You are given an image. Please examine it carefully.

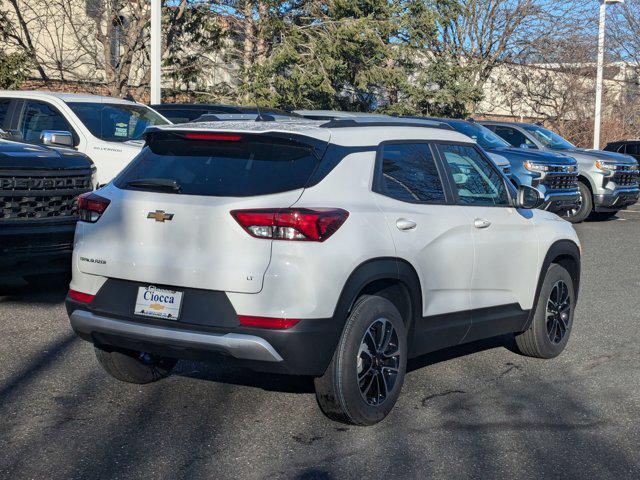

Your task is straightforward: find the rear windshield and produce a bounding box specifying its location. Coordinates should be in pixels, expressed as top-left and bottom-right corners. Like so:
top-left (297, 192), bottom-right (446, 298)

top-left (114, 132), bottom-right (325, 197)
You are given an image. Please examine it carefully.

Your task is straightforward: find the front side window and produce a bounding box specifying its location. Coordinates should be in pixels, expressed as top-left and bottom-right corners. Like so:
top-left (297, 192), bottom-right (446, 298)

top-left (156, 108), bottom-right (208, 124)
top-left (448, 120), bottom-right (510, 150)
top-left (440, 144), bottom-right (510, 207)
top-left (626, 143), bottom-right (640, 156)
top-left (494, 126), bottom-right (536, 149)
top-left (20, 101), bottom-right (73, 144)
top-left (521, 124), bottom-right (575, 150)
top-left (377, 143), bottom-right (446, 204)
top-left (67, 102), bottom-right (168, 142)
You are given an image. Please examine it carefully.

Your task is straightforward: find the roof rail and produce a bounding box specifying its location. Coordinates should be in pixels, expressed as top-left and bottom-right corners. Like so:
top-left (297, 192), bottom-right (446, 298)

top-left (318, 118), bottom-right (454, 131)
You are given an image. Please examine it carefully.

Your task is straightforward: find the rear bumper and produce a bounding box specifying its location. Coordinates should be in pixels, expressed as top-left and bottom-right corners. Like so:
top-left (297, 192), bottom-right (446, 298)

top-left (594, 188), bottom-right (639, 212)
top-left (0, 220), bottom-right (76, 277)
top-left (66, 279), bottom-right (343, 376)
top-left (70, 310), bottom-right (284, 362)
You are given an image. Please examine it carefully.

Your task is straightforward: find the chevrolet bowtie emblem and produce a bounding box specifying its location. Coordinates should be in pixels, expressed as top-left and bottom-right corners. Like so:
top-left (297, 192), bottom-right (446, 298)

top-left (147, 210), bottom-right (174, 222)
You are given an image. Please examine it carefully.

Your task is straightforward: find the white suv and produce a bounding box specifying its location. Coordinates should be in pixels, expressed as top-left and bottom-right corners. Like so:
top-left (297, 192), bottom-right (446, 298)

top-left (65, 119), bottom-right (581, 425)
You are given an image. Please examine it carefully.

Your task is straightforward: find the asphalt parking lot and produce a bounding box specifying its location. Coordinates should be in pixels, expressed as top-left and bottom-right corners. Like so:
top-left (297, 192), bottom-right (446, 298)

top-left (1, 206), bottom-right (639, 480)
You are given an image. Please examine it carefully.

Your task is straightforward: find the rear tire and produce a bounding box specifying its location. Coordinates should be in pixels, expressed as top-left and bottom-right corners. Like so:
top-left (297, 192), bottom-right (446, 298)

top-left (94, 345), bottom-right (177, 384)
top-left (564, 181), bottom-right (592, 223)
top-left (314, 295), bottom-right (407, 426)
top-left (515, 264), bottom-right (575, 359)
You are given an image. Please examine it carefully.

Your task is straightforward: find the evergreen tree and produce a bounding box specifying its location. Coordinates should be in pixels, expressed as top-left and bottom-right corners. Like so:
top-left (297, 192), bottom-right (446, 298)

top-left (244, 0), bottom-right (482, 116)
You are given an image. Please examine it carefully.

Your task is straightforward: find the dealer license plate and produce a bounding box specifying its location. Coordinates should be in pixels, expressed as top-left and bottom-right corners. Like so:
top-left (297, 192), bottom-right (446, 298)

top-left (134, 286), bottom-right (183, 320)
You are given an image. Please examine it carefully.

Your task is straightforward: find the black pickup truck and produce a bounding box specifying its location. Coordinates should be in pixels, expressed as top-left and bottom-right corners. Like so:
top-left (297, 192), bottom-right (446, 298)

top-left (0, 139), bottom-right (94, 282)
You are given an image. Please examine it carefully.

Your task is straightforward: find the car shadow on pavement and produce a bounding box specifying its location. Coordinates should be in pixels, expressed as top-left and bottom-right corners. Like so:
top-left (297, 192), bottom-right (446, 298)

top-left (172, 335), bottom-right (516, 395)
top-left (0, 274), bottom-right (69, 304)
top-left (173, 358), bottom-right (317, 394)
top-left (1, 329), bottom-right (637, 479)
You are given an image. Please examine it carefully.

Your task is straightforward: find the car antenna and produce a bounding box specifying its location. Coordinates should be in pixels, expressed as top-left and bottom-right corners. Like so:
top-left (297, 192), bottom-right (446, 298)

top-left (255, 100), bottom-right (266, 122)
top-left (253, 97), bottom-right (275, 122)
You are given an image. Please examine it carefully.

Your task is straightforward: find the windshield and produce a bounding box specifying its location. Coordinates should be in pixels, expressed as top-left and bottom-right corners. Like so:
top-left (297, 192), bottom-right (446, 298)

top-left (522, 124), bottom-right (575, 149)
top-left (67, 102), bottom-right (168, 142)
top-left (447, 120), bottom-right (510, 149)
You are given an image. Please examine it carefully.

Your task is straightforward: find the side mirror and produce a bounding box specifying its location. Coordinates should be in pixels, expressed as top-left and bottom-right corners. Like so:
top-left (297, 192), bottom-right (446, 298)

top-left (516, 185), bottom-right (544, 209)
top-left (40, 130), bottom-right (74, 148)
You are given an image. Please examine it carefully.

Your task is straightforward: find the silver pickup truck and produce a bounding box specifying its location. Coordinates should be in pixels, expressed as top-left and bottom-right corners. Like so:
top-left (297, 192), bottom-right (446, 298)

top-left (481, 121), bottom-right (639, 222)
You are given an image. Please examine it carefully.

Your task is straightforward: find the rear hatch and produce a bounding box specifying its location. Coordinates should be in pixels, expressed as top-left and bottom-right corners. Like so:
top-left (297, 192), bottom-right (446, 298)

top-left (79, 127), bottom-right (330, 294)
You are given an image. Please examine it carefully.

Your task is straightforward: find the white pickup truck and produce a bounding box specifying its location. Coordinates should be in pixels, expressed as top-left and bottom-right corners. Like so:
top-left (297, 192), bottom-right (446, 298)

top-left (0, 91), bottom-right (170, 185)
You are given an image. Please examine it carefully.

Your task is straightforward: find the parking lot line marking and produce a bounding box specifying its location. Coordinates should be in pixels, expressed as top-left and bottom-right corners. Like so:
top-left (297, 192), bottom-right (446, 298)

top-left (619, 210), bottom-right (640, 214)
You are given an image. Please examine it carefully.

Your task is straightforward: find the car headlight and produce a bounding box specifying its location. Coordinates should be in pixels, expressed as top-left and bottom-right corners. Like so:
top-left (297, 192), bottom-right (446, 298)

top-left (524, 161), bottom-right (550, 173)
top-left (595, 160), bottom-right (612, 172)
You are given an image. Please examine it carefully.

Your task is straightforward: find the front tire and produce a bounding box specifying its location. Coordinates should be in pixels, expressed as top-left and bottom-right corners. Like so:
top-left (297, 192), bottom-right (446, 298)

top-left (314, 295), bottom-right (408, 425)
top-left (564, 181), bottom-right (592, 223)
top-left (515, 264), bottom-right (575, 359)
top-left (94, 345), bottom-right (177, 384)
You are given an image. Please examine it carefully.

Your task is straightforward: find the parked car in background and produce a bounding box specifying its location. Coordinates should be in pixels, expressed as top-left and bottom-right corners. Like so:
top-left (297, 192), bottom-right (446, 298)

top-left (65, 118), bottom-right (581, 425)
top-left (429, 118), bottom-right (581, 220)
top-left (294, 110), bottom-right (392, 120)
top-left (482, 121), bottom-right (639, 222)
top-left (0, 92), bottom-right (170, 185)
top-left (293, 110), bottom-right (513, 176)
top-left (151, 103), bottom-right (299, 123)
top-left (604, 140), bottom-right (640, 163)
top-left (0, 139), bottom-right (94, 283)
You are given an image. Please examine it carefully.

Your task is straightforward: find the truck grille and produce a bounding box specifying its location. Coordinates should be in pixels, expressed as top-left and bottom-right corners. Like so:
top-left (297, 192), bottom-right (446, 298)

top-left (543, 174), bottom-right (578, 190)
top-left (612, 171), bottom-right (638, 187)
top-left (0, 175), bottom-right (91, 191)
top-left (1, 194), bottom-right (79, 220)
top-left (0, 172), bottom-right (92, 221)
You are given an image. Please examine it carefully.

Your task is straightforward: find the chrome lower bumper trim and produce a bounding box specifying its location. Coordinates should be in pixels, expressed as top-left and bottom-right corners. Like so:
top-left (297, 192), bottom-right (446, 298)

top-left (69, 310), bottom-right (283, 362)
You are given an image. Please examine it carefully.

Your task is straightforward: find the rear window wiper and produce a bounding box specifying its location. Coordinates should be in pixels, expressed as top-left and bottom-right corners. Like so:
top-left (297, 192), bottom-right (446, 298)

top-left (126, 178), bottom-right (182, 193)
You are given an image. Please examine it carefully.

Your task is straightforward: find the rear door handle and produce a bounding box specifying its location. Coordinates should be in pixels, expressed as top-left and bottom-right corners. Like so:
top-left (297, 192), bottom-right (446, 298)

top-left (396, 218), bottom-right (417, 231)
top-left (474, 218), bottom-right (492, 229)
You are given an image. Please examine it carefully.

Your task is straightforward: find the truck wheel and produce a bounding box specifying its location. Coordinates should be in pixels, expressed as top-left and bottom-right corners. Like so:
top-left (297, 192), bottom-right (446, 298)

top-left (314, 295), bottom-right (407, 426)
top-left (515, 264), bottom-right (575, 359)
top-left (564, 181), bottom-right (592, 223)
top-left (94, 345), bottom-right (177, 384)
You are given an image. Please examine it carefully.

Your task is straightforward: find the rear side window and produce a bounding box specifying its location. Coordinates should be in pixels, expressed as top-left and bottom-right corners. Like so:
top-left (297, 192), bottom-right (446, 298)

top-left (115, 132), bottom-right (324, 197)
top-left (0, 99), bottom-right (10, 128)
top-left (376, 143), bottom-right (446, 204)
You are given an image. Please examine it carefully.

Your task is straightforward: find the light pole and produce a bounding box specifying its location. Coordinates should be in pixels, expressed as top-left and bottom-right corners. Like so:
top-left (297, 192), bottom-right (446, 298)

top-left (593, 0), bottom-right (624, 150)
top-left (150, 0), bottom-right (162, 105)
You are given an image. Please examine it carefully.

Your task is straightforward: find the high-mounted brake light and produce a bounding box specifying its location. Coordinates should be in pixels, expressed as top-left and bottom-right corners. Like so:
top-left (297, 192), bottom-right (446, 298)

top-left (231, 208), bottom-right (349, 242)
top-left (77, 192), bottom-right (110, 223)
top-left (68, 289), bottom-right (94, 303)
top-left (238, 315), bottom-right (300, 329)
top-left (184, 132), bottom-right (242, 141)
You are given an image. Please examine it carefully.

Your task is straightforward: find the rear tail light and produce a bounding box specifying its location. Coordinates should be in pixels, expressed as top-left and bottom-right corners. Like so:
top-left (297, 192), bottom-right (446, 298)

top-left (68, 289), bottom-right (94, 303)
top-left (231, 208), bottom-right (349, 242)
top-left (77, 192), bottom-right (110, 223)
top-left (238, 315), bottom-right (300, 329)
